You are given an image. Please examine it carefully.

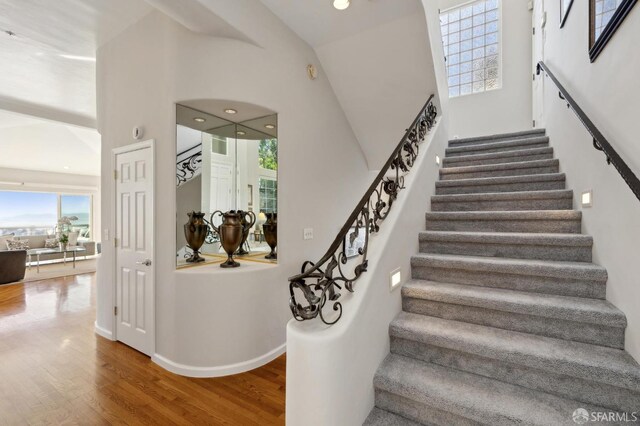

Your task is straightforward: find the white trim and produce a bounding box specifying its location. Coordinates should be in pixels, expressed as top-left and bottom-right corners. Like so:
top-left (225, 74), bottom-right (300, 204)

top-left (94, 321), bottom-right (115, 340)
top-left (151, 343), bottom-right (286, 378)
top-left (111, 139), bottom-right (156, 356)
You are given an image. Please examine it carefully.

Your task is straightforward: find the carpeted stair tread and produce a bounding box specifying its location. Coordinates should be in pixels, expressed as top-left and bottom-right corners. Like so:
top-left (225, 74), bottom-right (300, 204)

top-left (448, 129), bottom-right (546, 147)
top-left (402, 280), bottom-right (625, 327)
top-left (440, 158), bottom-right (559, 177)
top-left (411, 253), bottom-right (607, 281)
top-left (363, 407), bottom-right (422, 426)
top-left (374, 353), bottom-right (605, 426)
top-left (390, 313), bottom-right (640, 392)
top-left (435, 173), bottom-right (565, 190)
top-left (442, 146), bottom-right (554, 167)
top-left (445, 136), bottom-right (549, 157)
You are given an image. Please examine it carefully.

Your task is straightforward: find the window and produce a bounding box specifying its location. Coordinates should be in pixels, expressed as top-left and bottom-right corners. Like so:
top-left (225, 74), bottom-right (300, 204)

top-left (440, 0), bottom-right (501, 98)
top-left (61, 194), bottom-right (92, 238)
top-left (259, 178), bottom-right (277, 213)
top-left (258, 139), bottom-right (278, 171)
top-left (0, 191), bottom-right (57, 236)
top-left (0, 191), bottom-right (93, 237)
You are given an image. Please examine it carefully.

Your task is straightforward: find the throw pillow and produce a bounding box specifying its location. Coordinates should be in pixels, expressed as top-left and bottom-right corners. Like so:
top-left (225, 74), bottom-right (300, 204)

top-left (6, 239), bottom-right (29, 250)
top-left (68, 231), bottom-right (79, 246)
top-left (45, 238), bottom-right (59, 249)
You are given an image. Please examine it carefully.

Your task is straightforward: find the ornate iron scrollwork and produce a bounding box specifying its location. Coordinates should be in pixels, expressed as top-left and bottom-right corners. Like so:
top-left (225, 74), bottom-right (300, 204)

top-left (288, 96), bottom-right (438, 325)
top-left (177, 145), bottom-right (203, 186)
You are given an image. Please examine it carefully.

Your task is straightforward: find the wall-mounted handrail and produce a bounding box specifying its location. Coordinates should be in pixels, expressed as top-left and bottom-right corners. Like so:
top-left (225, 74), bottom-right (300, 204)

top-left (536, 61), bottom-right (640, 202)
top-left (288, 95), bottom-right (438, 325)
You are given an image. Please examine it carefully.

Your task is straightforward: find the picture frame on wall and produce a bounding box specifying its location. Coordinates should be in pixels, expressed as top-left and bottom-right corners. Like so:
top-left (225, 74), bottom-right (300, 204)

top-left (343, 226), bottom-right (366, 259)
top-left (560, 0), bottom-right (574, 28)
top-left (589, 0), bottom-right (638, 62)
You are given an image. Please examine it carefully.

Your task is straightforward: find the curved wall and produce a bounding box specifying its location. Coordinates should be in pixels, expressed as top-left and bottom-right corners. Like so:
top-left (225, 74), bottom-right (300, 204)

top-left (95, 9), bottom-right (371, 374)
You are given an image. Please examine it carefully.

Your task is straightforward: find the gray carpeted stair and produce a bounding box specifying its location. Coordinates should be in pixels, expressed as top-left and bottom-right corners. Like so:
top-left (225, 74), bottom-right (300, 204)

top-left (365, 129), bottom-right (640, 425)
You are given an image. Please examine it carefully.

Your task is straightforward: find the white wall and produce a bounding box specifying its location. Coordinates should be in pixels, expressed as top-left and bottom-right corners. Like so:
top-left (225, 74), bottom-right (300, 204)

top-left (534, 1), bottom-right (640, 361)
top-left (315, 9), bottom-right (439, 170)
top-left (96, 8), bottom-right (371, 374)
top-left (286, 119), bottom-right (448, 426)
top-left (439, 0), bottom-right (533, 138)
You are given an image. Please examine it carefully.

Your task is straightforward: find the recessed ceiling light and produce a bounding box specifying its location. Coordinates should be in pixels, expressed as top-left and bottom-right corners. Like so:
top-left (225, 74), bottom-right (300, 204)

top-left (236, 131), bottom-right (246, 136)
top-left (63, 166), bottom-right (70, 170)
top-left (59, 54), bottom-right (96, 62)
top-left (224, 108), bottom-right (237, 114)
top-left (333, 0), bottom-right (350, 10)
top-left (193, 117), bottom-right (206, 123)
top-left (264, 124), bottom-right (276, 129)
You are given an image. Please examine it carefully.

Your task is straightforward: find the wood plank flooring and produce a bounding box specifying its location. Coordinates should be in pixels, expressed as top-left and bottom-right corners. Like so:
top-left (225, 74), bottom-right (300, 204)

top-left (0, 273), bottom-right (286, 425)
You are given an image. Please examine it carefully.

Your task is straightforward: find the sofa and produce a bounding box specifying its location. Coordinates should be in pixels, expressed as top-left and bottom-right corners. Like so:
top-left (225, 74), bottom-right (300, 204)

top-left (1, 233), bottom-right (97, 263)
top-left (0, 250), bottom-right (27, 284)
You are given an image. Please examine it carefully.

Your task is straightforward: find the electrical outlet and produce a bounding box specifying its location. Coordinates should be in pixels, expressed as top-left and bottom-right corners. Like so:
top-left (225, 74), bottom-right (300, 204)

top-left (303, 228), bottom-right (313, 240)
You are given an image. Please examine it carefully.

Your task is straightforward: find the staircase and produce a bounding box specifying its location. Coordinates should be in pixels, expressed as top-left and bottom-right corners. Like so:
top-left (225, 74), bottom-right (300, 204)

top-left (364, 129), bottom-right (640, 425)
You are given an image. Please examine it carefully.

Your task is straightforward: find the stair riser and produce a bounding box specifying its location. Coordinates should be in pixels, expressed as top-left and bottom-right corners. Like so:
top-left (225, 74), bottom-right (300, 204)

top-left (411, 265), bottom-right (606, 299)
top-left (440, 164), bottom-right (559, 180)
top-left (391, 337), bottom-right (638, 413)
top-left (419, 240), bottom-right (591, 262)
top-left (443, 152), bottom-right (554, 168)
top-left (435, 179), bottom-right (565, 195)
top-left (431, 197), bottom-right (573, 212)
top-left (375, 390), bottom-right (481, 426)
top-left (446, 141), bottom-right (549, 157)
top-left (425, 218), bottom-right (582, 234)
top-left (402, 298), bottom-right (623, 348)
top-left (448, 130), bottom-right (546, 148)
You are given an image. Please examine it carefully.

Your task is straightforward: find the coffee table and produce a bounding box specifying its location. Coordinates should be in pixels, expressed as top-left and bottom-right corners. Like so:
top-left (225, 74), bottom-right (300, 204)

top-left (27, 247), bottom-right (87, 273)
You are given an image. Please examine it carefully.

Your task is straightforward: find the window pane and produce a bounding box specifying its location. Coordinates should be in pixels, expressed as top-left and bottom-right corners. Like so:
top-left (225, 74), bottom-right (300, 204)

top-left (440, 0), bottom-right (501, 98)
top-left (0, 191), bottom-right (57, 236)
top-left (61, 195), bottom-right (91, 237)
top-left (259, 178), bottom-right (277, 214)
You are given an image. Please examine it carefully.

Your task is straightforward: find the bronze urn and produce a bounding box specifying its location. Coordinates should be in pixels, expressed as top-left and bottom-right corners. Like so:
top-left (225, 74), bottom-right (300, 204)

top-left (235, 210), bottom-right (256, 256)
top-left (210, 210), bottom-right (244, 268)
top-left (184, 211), bottom-right (208, 263)
top-left (262, 213), bottom-right (277, 260)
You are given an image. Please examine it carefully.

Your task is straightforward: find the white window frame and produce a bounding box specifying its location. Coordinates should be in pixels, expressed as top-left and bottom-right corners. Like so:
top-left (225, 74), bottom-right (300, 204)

top-left (440, 0), bottom-right (503, 98)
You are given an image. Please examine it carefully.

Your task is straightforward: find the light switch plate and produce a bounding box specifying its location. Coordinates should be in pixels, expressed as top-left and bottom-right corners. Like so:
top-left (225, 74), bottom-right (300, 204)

top-left (303, 228), bottom-right (313, 240)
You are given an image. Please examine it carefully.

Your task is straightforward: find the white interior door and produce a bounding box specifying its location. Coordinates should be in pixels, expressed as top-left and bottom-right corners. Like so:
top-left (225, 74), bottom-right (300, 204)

top-left (210, 162), bottom-right (233, 213)
top-left (532, 0), bottom-right (546, 128)
top-left (114, 142), bottom-right (154, 356)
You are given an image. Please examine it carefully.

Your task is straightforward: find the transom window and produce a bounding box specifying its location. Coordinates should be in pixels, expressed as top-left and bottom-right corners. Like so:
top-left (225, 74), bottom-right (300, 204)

top-left (440, 0), bottom-right (501, 98)
top-left (593, 0), bottom-right (622, 40)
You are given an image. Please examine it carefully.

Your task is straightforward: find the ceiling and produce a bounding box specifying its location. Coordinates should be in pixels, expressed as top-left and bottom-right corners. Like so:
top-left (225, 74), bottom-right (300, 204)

top-left (0, 110), bottom-right (101, 176)
top-left (0, 0), bottom-right (152, 124)
top-left (259, 0), bottom-right (421, 47)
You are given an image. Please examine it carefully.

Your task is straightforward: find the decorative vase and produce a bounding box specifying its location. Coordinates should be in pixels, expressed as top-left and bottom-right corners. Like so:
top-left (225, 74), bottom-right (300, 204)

top-left (184, 211), bottom-right (208, 263)
top-left (262, 213), bottom-right (277, 260)
top-left (59, 242), bottom-right (68, 251)
top-left (235, 210), bottom-right (256, 256)
top-left (210, 210), bottom-right (244, 268)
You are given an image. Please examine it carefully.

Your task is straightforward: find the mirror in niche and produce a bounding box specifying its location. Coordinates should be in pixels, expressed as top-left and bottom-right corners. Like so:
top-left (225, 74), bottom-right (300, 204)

top-left (589, 0), bottom-right (637, 62)
top-left (176, 103), bottom-right (278, 269)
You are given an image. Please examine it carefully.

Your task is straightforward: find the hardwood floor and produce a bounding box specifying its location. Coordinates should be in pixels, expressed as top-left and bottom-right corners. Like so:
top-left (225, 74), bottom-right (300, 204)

top-left (0, 274), bottom-right (286, 425)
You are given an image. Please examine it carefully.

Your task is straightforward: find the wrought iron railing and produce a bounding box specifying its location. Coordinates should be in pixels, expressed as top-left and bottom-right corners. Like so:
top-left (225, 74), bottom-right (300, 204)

top-left (536, 61), bottom-right (640, 202)
top-left (177, 144), bottom-right (202, 186)
top-left (288, 95), bottom-right (438, 325)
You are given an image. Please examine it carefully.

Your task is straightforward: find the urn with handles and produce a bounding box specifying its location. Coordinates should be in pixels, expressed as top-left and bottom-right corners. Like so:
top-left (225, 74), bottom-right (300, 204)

top-left (262, 213), bottom-right (277, 260)
top-left (210, 210), bottom-right (245, 268)
top-left (184, 211), bottom-right (208, 263)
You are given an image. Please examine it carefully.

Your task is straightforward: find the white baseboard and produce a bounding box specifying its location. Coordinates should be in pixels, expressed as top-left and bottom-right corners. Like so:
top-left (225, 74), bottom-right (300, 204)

top-left (94, 321), bottom-right (114, 340)
top-left (152, 343), bottom-right (286, 378)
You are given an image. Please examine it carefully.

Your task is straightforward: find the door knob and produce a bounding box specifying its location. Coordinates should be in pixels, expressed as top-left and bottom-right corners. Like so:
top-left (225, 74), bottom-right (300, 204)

top-left (136, 259), bottom-right (152, 266)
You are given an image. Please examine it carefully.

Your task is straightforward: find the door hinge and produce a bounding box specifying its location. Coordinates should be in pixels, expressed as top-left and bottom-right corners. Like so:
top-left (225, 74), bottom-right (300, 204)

top-left (113, 170), bottom-right (118, 180)
top-left (533, 120), bottom-right (536, 127)
top-left (114, 306), bottom-right (118, 316)
top-left (532, 27), bottom-right (535, 35)
top-left (113, 237), bottom-right (118, 248)
top-left (533, 73), bottom-right (535, 81)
